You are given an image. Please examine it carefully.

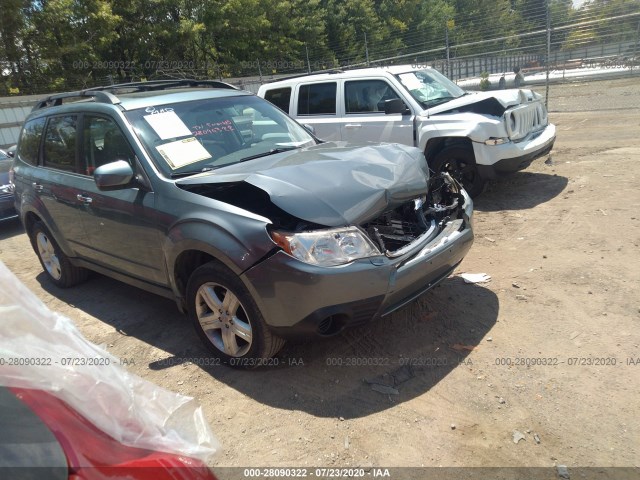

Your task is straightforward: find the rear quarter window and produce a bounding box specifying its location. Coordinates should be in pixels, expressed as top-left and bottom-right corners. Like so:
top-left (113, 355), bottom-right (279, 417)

top-left (264, 87), bottom-right (292, 113)
top-left (298, 83), bottom-right (337, 115)
top-left (16, 117), bottom-right (46, 165)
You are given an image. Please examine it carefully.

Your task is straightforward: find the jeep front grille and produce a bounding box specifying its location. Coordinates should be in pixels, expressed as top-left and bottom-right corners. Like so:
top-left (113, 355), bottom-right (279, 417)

top-left (505, 102), bottom-right (548, 141)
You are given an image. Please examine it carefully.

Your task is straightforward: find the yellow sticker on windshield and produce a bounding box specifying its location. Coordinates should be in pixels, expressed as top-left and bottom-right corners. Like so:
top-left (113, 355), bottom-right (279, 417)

top-left (156, 137), bottom-right (211, 170)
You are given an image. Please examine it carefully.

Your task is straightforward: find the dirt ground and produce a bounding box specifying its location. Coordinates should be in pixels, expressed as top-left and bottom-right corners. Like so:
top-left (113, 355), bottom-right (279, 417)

top-left (1, 78), bottom-right (639, 478)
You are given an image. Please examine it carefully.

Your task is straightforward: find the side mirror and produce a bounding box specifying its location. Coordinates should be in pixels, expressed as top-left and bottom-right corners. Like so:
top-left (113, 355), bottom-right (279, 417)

top-left (384, 98), bottom-right (410, 115)
top-left (302, 124), bottom-right (316, 135)
top-left (94, 160), bottom-right (134, 190)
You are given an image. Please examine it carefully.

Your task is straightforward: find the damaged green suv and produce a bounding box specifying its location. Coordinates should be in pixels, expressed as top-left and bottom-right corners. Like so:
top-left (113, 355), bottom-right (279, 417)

top-left (13, 80), bottom-right (474, 365)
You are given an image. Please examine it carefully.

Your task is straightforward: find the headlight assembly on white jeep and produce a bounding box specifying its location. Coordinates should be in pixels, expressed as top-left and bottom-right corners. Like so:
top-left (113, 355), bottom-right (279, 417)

top-left (270, 227), bottom-right (381, 267)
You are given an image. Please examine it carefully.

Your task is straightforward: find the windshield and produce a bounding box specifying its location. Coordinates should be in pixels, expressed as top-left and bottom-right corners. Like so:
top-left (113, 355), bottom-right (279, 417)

top-left (396, 69), bottom-right (466, 109)
top-left (125, 95), bottom-right (316, 177)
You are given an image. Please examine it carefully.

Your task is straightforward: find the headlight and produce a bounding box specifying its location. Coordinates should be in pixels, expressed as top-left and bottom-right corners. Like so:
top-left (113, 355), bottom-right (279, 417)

top-left (270, 226), bottom-right (380, 267)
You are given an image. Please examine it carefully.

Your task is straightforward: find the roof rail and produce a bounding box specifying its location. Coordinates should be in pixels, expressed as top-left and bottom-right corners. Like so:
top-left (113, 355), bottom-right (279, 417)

top-left (85, 79), bottom-right (239, 93)
top-left (260, 69), bottom-right (344, 84)
top-left (32, 91), bottom-right (120, 111)
top-left (32, 79), bottom-right (239, 111)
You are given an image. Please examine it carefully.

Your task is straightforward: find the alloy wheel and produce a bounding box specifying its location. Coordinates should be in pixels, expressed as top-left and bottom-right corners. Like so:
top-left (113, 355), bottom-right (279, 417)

top-left (36, 231), bottom-right (62, 280)
top-left (195, 282), bottom-right (253, 357)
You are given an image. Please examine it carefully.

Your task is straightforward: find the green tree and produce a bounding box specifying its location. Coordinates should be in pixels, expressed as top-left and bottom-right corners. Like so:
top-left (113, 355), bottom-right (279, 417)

top-left (0, 0), bottom-right (28, 93)
top-left (563, 0), bottom-right (640, 50)
top-left (27, 0), bottom-right (120, 89)
top-left (321, 0), bottom-right (391, 65)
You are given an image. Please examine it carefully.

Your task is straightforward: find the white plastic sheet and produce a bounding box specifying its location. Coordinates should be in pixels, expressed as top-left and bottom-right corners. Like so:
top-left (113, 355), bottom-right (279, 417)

top-left (459, 272), bottom-right (492, 284)
top-left (0, 261), bottom-right (219, 463)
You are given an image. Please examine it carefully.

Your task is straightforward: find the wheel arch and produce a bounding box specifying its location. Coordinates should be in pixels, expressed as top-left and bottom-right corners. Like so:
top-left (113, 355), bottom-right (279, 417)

top-left (22, 210), bottom-right (75, 258)
top-left (424, 137), bottom-right (474, 166)
top-left (23, 210), bottom-right (41, 236)
top-left (173, 248), bottom-right (225, 303)
top-left (166, 220), bottom-right (273, 308)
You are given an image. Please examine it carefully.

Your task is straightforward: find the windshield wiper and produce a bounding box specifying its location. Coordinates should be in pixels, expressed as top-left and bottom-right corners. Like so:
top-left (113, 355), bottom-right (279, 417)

top-left (237, 146), bottom-right (300, 163)
top-left (169, 166), bottom-right (220, 178)
top-left (169, 146), bottom-right (302, 178)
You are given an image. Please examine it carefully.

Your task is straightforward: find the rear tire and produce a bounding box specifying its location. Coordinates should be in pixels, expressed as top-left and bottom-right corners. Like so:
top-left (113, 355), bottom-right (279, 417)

top-left (431, 146), bottom-right (486, 198)
top-left (186, 261), bottom-right (285, 367)
top-left (29, 221), bottom-right (89, 287)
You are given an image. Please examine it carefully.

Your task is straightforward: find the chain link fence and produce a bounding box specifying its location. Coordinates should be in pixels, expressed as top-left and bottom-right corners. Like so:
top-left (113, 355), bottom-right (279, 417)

top-left (2, 7), bottom-right (639, 146)
top-left (224, 9), bottom-right (640, 113)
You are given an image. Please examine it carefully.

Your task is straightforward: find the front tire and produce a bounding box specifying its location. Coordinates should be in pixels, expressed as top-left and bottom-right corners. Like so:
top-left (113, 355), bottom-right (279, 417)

top-left (431, 145), bottom-right (486, 198)
top-left (186, 262), bottom-right (285, 367)
top-left (29, 221), bottom-right (89, 287)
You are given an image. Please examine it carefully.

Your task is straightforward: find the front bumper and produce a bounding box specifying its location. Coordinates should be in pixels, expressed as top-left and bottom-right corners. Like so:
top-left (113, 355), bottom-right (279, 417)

top-left (241, 216), bottom-right (474, 339)
top-left (473, 123), bottom-right (556, 179)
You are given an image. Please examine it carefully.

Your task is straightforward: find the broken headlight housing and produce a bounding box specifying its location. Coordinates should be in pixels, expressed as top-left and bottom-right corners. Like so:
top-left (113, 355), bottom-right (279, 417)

top-left (271, 227), bottom-right (381, 267)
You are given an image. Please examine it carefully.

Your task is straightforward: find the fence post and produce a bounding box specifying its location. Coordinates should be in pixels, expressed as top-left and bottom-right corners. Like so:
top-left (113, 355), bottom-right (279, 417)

top-left (445, 19), bottom-right (452, 77)
top-left (364, 32), bottom-right (370, 66)
top-left (633, 20), bottom-right (640, 75)
top-left (305, 44), bottom-right (311, 73)
top-left (545, 0), bottom-right (551, 108)
top-left (256, 58), bottom-right (262, 83)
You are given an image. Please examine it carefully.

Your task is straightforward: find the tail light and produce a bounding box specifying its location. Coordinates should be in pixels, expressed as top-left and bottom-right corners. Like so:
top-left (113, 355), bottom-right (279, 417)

top-left (11, 388), bottom-right (218, 480)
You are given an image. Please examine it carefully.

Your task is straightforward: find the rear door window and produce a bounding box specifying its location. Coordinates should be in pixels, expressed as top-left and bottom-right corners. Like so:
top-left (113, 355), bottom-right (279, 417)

top-left (264, 87), bottom-right (292, 113)
top-left (297, 83), bottom-right (337, 115)
top-left (43, 116), bottom-right (78, 172)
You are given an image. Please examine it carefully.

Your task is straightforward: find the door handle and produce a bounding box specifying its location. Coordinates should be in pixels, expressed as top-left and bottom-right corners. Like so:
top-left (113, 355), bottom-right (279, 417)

top-left (345, 124), bottom-right (362, 129)
top-left (32, 182), bottom-right (43, 193)
top-left (76, 194), bottom-right (93, 204)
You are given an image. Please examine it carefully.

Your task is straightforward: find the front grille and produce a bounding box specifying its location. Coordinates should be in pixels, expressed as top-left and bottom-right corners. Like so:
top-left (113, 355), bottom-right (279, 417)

top-left (365, 216), bottom-right (428, 252)
top-left (505, 102), bottom-right (548, 141)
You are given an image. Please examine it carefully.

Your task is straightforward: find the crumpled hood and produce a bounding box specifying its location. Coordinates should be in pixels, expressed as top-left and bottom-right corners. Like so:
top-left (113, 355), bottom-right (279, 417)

top-left (427, 89), bottom-right (540, 116)
top-left (176, 142), bottom-right (429, 226)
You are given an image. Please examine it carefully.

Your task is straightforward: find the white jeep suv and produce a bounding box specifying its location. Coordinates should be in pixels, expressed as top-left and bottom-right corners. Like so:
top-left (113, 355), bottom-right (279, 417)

top-left (258, 65), bottom-right (556, 197)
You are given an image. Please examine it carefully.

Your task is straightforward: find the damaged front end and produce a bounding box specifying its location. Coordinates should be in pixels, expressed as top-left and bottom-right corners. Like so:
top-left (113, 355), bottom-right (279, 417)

top-left (266, 172), bottom-right (472, 270)
top-left (175, 143), bottom-right (474, 338)
top-left (177, 141), bottom-right (472, 277)
top-left (362, 172), bottom-right (469, 257)
top-left (238, 170), bottom-right (474, 337)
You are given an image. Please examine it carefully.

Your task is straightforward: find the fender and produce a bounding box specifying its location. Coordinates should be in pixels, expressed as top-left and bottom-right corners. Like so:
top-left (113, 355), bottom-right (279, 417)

top-left (416, 113), bottom-right (508, 153)
top-left (163, 216), bottom-right (274, 298)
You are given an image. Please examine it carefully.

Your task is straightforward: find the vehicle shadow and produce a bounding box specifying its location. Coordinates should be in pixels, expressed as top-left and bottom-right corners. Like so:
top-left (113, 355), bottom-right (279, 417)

top-left (0, 217), bottom-right (23, 240)
top-left (475, 171), bottom-right (568, 212)
top-left (37, 272), bottom-right (498, 419)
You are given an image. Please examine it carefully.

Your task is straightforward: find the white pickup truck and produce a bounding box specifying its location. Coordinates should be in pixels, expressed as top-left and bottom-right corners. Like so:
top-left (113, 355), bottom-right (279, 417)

top-left (257, 65), bottom-right (556, 197)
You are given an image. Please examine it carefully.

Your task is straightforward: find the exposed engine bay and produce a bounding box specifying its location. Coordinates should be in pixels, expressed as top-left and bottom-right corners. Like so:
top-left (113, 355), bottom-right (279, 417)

top-left (361, 173), bottom-right (466, 255)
